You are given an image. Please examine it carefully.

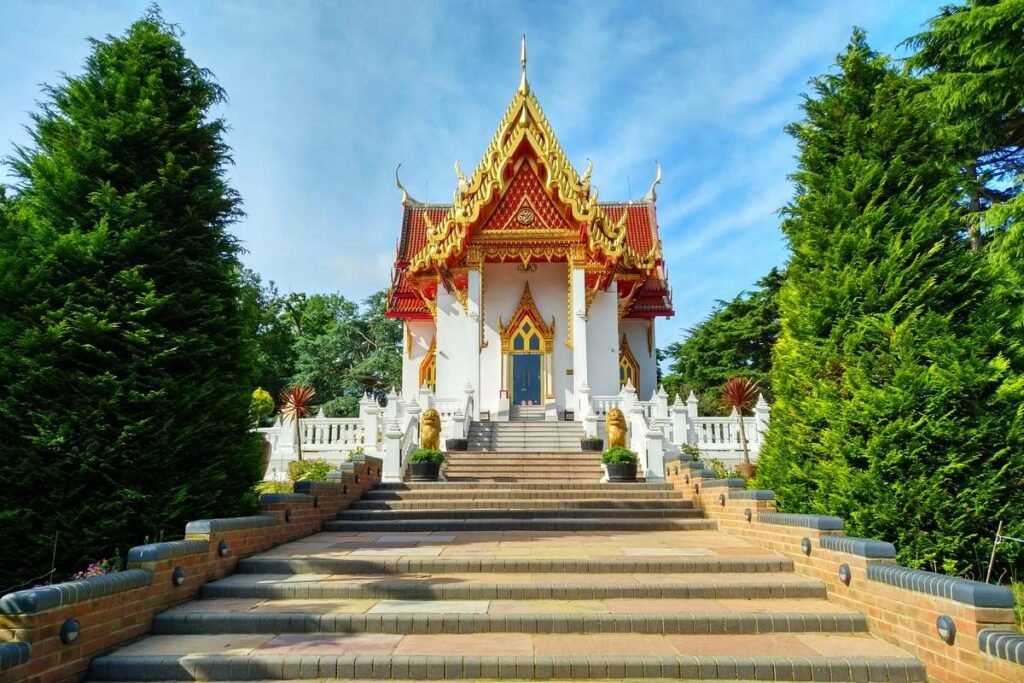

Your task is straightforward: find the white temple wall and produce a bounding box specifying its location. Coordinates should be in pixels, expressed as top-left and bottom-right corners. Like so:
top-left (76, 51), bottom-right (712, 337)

top-left (621, 319), bottom-right (657, 399)
top-left (480, 262), bottom-right (572, 416)
top-left (401, 321), bottom-right (434, 399)
top-left (586, 288), bottom-right (620, 397)
top-left (435, 285), bottom-right (477, 399)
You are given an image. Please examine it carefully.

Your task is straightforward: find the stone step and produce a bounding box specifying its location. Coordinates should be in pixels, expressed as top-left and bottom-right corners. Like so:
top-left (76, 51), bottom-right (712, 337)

top-left (442, 477), bottom-right (609, 483)
top-left (335, 509), bottom-right (705, 521)
top-left (234, 557), bottom-right (793, 575)
top-left (153, 609), bottom-right (868, 636)
top-left (446, 452), bottom-right (600, 458)
top-left (89, 638), bottom-right (924, 681)
top-left (377, 482), bottom-right (674, 490)
top-left (364, 488), bottom-right (682, 500)
top-left (323, 518), bottom-right (713, 533)
top-left (202, 572), bottom-right (827, 601)
top-left (351, 499), bottom-right (694, 510)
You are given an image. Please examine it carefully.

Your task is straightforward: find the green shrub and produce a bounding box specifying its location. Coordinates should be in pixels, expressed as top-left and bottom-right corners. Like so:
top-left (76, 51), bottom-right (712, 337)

top-left (250, 387), bottom-right (275, 427)
top-left (679, 443), bottom-right (701, 461)
top-left (255, 480), bottom-right (292, 495)
top-left (706, 458), bottom-right (729, 479)
top-left (601, 447), bottom-right (638, 465)
top-left (287, 459), bottom-right (333, 482)
top-left (408, 448), bottom-right (444, 465)
top-left (581, 436), bottom-right (603, 446)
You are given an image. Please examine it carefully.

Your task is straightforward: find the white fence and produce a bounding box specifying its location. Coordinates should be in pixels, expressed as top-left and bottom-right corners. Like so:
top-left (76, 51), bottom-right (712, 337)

top-left (258, 380), bottom-right (768, 482)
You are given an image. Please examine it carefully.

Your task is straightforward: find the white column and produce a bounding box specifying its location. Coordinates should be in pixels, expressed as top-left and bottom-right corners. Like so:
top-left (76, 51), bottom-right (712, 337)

top-left (671, 394), bottom-right (689, 446)
top-left (644, 424), bottom-right (665, 480)
top-left (655, 385), bottom-right (669, 420)
top-left (465, 269), bottom-right (482, 419)
top-left (753, 393), bottom-right (770, 456)
top-left (570, 266), bottom-right (589, 416)
top-left (686, 391), bottom-right (699, 420)
top-left (382, 419), bottom-right (404, 483)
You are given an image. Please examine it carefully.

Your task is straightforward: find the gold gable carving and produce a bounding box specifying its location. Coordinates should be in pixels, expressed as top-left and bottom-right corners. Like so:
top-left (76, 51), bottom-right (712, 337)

top-left (408, 86), bottom-right (648, 273)
top-left (498, 283), bottom-right (555, 354)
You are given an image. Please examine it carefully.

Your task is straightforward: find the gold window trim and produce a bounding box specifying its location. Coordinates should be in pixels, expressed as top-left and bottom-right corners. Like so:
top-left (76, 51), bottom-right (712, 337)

top-left (499, 283), bottom-right (555, 401)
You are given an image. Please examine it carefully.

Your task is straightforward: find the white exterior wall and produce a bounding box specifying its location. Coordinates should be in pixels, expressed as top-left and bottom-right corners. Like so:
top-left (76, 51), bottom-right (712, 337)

top-left (435, 282), bottom-right (481, 400)
top-left (621, 319), bottom-right (657, 400)
top-left (585, 288), bottom-right (620, 397)
top-left (401, 321), bottom-right (435, 399)
top-left (480, 262), bottom-right (572, 417)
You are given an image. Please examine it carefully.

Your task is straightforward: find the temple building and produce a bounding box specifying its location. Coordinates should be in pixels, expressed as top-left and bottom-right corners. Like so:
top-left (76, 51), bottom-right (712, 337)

top-left (386, 42), bottom-right (673, 421)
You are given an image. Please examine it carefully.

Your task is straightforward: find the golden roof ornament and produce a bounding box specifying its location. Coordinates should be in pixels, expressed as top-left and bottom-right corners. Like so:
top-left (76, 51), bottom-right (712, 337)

top-left (395, 163), bottom-right (419, 205)
top-left (519, 35), bottom-right (529, 95)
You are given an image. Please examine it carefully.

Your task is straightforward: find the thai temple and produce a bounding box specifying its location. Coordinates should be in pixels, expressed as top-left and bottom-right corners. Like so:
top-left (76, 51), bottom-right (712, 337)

top-left (386, 39), bottom-right (673, 422)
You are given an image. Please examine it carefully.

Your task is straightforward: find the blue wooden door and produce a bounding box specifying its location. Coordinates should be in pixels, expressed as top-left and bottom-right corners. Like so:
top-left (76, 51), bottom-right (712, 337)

top-left (512, 354), bottom-right (542, 405)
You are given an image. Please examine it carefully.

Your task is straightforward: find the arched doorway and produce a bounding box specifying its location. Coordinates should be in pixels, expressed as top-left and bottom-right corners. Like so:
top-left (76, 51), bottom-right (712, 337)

top-left (499, 283), bottom-right (554, 406)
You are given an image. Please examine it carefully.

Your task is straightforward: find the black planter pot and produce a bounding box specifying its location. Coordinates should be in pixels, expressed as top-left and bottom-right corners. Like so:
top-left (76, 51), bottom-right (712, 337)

top-left (605, 461), bottom-right (638, 482)
top-left (446, 438), bottom-right (469, 451)
top-left (408, 461), bottom-right (441, 481)
top-left (580, 439), bottom-right (604, 452)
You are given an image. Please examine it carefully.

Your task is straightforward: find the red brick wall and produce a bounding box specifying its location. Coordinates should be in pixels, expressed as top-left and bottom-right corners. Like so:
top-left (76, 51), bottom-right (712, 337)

top-left (0, 457), bottom-right (381, 683)
top-left (665, 460), bottom-right (1022, 683)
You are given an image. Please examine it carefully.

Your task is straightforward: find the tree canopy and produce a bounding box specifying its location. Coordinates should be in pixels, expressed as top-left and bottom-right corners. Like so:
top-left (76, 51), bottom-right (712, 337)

top-left (755, 30), bottom-right (1024, 575)
top-left (662, 268), bottom-right (782, 413)
top-left (0, 11), bottom-right (262, 587)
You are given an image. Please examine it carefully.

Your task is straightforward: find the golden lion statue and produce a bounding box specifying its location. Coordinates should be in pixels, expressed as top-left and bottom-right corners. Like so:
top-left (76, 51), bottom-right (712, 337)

top-left (420, 408), bottom-right (441, 450)
top-left (606, 408), bottom-right (627, 448)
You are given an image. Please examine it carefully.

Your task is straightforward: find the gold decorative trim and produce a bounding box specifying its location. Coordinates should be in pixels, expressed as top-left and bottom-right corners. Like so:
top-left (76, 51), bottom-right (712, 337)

top-left (565, 265), bottom-right (573, 350)
top-left (408, 82), bottom-right (651, 274)
top-left (498, 283), bottom-right (555, 354)
top-left (646, 320), bottom-right (653, 356)
top-left (419, 336), bottom-right (437, 390)
top-left (620, 333), bottom-right (640, 394)
top-left (479, 266), bottom-right (489, 349)
top-left (405, 323), bottom-right (412, 360)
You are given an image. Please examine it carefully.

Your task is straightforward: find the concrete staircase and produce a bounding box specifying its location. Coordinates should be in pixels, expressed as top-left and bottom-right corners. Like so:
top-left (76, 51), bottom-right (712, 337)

top-left (442, 451), bottom-right (603, 483)
top-left (88, 480), bottom-right (926, 681)
top-left (509, 405), bottom-right (546, 421)
top-left (467, 420), bottom-right (583, 452)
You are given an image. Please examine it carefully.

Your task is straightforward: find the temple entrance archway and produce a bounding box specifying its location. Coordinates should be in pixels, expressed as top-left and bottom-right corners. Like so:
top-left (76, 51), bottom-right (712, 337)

top-left (500, 283), bottom-right (555, 406)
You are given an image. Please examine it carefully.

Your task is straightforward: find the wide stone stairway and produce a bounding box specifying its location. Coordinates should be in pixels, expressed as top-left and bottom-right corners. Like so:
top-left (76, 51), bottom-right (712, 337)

top-left (87, 475), bottom-right (926, 681)
top-left (466, 420), bottom-right (584, 453)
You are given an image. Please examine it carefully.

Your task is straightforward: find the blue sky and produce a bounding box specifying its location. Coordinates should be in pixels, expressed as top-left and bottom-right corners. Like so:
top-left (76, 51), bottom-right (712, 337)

top-left (0, 0), bottom-right (943, 349)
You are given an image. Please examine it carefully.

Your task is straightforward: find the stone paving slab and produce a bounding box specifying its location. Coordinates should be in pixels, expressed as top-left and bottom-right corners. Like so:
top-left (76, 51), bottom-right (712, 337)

top-left (102, 632), bottom-right (914, 658)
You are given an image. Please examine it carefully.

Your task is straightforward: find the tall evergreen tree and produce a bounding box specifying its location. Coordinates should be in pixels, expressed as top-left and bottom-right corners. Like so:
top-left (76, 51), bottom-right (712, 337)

top-left (757, 31), bottom-right (1024, 575)
top-left (662, 268), bottom-right (783, 413)
top-left (0, 11), bottom-right (260, 587)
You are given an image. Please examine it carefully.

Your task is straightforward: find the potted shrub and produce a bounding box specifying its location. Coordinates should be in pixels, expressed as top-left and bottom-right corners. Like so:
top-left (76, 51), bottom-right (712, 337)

top-left (408, 447), bottom-right (444, 481)
top-left (580, 436), bottom-right (603, 452)
top-left (446, 438), bottom-right (469, 451)
top-left (602, 446), bottom-right (639, 482)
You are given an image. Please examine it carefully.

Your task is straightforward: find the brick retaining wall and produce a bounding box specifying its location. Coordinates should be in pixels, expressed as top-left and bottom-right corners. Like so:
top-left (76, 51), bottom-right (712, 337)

top-left (664, 455), bottom-right (1023, 683)
top-left (0, 456), bottom-right (382, 683)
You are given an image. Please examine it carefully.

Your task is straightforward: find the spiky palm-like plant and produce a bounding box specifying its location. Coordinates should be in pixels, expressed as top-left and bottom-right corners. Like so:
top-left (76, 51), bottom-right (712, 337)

top-left (720, 377), bottom-right (759, 465)
top-left (280, 386), bottom-right (316, 461)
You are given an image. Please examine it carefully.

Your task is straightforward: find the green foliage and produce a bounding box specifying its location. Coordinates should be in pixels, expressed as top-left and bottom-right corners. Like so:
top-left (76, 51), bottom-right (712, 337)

top-left (255, 480), bottom-right (292, 495)
top-left (238, 270), bottom-right (298, 401)
top-left (601, 447), bottom-right (638, 465)
top-left (757, 30), bottom-right (1024, 576)
top-left (679, 443), bottom-right (701, 461)
top-left (706, 458), bottom-right (729, 480)
top-left (250, 387), bottom-right (274, 426)
top-left (1014, 582), bottom-right (1023, 633)
top-left (0, 10), bottom-right (262, 588)
top-left (580, 436), bottom-right (603, 446)
top-left (906, 0), bottom-right (1024, 231)
top-left (408, 448), bottom-right (444, 465)
top-left (286, 459), bottom-right (333, 482)
top-left (662, 268), bottom-right (782, 413)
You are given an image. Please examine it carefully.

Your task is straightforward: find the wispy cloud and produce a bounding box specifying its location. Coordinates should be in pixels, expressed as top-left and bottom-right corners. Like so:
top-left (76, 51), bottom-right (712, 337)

top-left (0, 0), bottom-right (942, 344)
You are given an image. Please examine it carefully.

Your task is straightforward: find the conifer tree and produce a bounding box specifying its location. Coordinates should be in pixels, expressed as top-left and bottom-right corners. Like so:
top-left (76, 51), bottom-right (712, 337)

top-left (0, 10), bottom-right (260, 587)
top-left (756, 31), bottom-right (1024, 574)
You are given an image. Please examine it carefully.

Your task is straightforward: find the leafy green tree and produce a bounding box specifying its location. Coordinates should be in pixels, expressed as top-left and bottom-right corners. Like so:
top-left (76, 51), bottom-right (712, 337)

top-left (662, 268), bottom-right (782, 413)
top-left (291, 291), bottom-right (401, 416)
top-left (0, 11), bottom-right (261, 587)
top-left (906, 0), bottom-right (1024, 249)
top-left (238, 269), bottom-right (297, 400)
top-left (756, 31), bottom-right (1024, 575)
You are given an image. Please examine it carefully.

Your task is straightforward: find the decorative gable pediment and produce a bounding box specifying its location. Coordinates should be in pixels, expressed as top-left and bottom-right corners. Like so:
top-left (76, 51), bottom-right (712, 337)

top-left (480, 163), bottom-right (573, 233)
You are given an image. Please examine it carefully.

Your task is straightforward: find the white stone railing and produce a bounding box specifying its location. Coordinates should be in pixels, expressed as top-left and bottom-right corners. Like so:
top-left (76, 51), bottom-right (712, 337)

top-left (582, 381), bottom-right (771, 479)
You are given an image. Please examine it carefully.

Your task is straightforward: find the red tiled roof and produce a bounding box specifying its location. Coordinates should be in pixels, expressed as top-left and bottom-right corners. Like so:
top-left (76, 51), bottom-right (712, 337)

top-left (602, 202), bottom-right (659, 258)
top-left (396, 205), bottom-right (450, 266)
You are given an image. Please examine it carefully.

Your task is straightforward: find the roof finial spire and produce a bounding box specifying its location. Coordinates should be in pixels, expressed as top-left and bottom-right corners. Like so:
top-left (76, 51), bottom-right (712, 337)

top-left (518, 35), bottom-right (529, 94)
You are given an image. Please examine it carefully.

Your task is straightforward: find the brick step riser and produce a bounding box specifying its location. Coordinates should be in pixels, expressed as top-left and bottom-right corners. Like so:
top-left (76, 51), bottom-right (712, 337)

top-left (350, 500), bottom-right (694, 510)
top-left (364, 490), bottom-right (682, 501)
top-left (152, 611), bottom-right (867, 636)
top-left (202, 582), bottom-right (826, 601)
top-left (335, 509), bottom-right (705, 521)
top-left (88, 653), bottom-right (926, 682)
top-left (234, 557), bottom-right (792, 575)
top-left (378, 482), bottom-right (674, 490)
top-left (323, 519), bottom-right (717, 532)
top-left (442, 477), bottom-right (609, 483)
